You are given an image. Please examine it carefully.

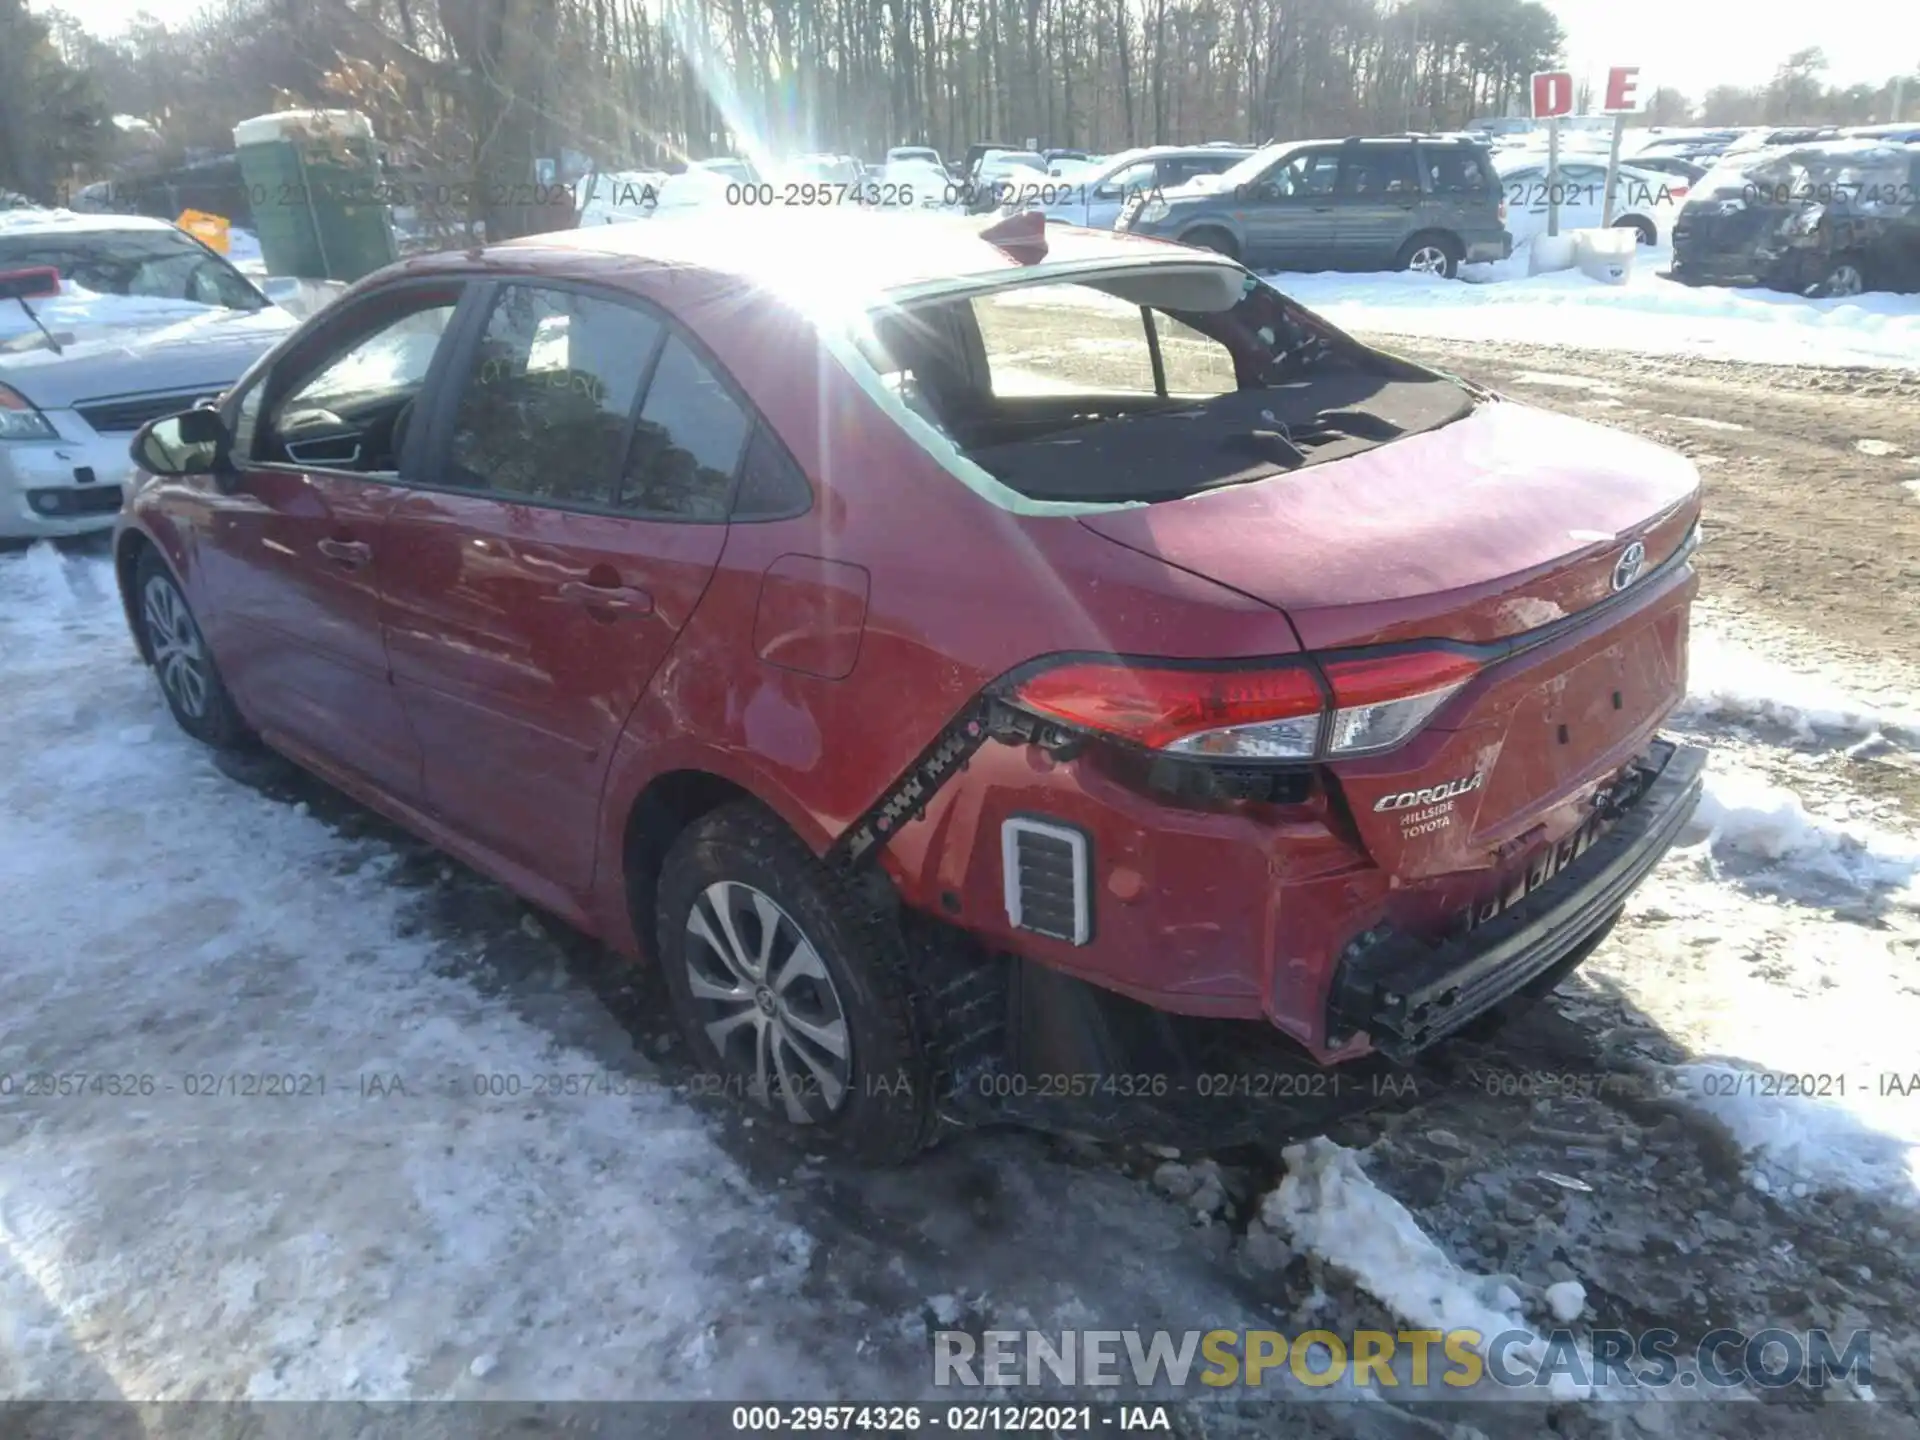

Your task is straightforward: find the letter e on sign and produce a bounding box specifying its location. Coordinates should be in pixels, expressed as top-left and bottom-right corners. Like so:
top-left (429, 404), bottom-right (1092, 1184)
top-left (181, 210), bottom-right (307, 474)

top-left (1604, 67), bottom-right (1641, 112)
top-left (1531, 71), bottom-right (1573, 119)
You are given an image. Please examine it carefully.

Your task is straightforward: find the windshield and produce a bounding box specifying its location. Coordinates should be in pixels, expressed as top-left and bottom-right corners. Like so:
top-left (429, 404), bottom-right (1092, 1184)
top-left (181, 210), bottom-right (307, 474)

top-left (992, 153), bottom-right (1047, 172)
top-left (0, 228), bottom-right (264, 312)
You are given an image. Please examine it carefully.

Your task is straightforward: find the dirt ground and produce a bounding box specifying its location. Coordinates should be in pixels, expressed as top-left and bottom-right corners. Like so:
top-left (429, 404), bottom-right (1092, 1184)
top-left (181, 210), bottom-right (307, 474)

top-left (1369, 339), bottom-right (1920, 673)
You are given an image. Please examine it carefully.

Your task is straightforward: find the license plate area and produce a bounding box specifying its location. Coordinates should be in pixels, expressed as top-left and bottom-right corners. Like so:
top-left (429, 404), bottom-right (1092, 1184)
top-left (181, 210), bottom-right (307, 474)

top-left (1460, 808), bottom-right (1612, 935)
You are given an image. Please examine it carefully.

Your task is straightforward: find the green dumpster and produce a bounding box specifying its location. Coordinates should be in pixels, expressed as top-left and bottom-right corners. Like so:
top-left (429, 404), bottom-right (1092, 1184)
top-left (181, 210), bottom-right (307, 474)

top-left (232, 109), bottom-right (398, 282)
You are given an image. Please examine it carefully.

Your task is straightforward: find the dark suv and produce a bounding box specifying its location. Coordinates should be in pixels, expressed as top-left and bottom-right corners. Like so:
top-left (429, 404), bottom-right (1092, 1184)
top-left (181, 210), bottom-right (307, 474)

top-left (1116, 136), bottom-right (1510, 277)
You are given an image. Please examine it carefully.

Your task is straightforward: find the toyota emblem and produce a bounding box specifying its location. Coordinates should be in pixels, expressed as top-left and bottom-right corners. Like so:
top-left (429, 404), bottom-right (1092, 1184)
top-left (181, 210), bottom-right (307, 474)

top-left (1611, 540), bottom-right (1646, 592)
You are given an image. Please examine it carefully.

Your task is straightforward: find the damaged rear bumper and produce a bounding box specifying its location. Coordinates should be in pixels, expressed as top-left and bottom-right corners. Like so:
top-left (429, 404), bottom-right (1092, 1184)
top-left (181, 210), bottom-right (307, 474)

top-left (1327, 738), bottom-right (1707, 1064)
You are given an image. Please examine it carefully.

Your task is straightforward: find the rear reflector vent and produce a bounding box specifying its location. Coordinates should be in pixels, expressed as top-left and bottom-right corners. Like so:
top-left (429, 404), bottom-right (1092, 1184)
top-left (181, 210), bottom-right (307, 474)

top-left (1001, 817), bottom-right (1091, 945)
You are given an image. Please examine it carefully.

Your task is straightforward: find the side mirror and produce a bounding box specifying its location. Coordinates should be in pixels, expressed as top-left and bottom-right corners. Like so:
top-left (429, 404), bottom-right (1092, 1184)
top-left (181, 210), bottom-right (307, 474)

top-left (0, 266), bottom-right (61, 302)
top-left (130, 407), bottom-right (228, 479)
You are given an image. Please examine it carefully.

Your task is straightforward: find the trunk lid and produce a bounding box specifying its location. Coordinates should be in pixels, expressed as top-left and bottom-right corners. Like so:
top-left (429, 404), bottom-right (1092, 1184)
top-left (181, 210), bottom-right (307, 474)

top-left (1077, 397), bottom-right (1701, 885)
top-left (1076, 398), bottom-right (1700, 651)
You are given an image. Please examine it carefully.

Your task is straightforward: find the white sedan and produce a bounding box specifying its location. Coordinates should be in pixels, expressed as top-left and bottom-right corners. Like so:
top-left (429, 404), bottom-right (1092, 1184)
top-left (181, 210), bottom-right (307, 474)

top-left (1495, 155), bottom-right (1692, 247)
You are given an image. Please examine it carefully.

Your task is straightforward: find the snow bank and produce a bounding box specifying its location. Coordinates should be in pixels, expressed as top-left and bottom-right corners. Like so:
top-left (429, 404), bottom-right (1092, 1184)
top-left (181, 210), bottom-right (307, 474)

top-left (1691, 768), bottom-right (1920, 905)
top-left (1683, 630), bottom-right (1920, 744)
top-left (1672, 1062), bottom-right (1920, 1205)
top-left (1267, 252), bottom-right (1920, 370)
top-left (1261, 1138), bottom-right (1589, 1400)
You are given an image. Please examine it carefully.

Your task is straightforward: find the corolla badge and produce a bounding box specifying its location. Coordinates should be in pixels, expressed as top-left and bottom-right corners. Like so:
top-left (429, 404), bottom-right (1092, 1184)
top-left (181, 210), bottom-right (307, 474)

top-left (1611, 540), bottom-right (1647, 592)
top-left (1374, 772), bottom-right (1485, 812)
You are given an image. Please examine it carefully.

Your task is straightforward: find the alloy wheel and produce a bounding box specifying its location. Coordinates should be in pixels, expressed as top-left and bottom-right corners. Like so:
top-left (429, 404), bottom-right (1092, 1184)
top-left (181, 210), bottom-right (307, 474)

top-left (684, 880), bottom-right (853, 1124)
top-left (1407, 244), bottom-right (1451, 275)
top-left (143, 575), bottom-right (209, 719)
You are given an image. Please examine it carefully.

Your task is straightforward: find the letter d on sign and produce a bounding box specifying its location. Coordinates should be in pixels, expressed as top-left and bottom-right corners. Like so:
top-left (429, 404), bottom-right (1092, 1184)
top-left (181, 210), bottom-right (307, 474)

top-left (1531, 71), bottom-right (1573, 118)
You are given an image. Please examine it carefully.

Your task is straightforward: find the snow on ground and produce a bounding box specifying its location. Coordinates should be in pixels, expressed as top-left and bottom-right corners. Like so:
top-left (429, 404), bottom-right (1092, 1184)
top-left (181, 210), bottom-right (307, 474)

top-left (1683, 625), bottom-right (1920, 745)
top-left (1693, 766), bottom-right (1919, 905)
top-left (1619, 618), bottom-right (1920, 1205)
top-left (1271, 247), bottom-right (1920, 370)
top-left (1260, 1139), bottom-right (1592, 1400)
top-left (0, 545), bottom-right (835, 1402)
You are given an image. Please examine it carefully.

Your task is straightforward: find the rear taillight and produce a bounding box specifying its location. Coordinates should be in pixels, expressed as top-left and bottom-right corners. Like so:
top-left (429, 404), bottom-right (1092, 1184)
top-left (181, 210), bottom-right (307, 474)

top-left (1669, 185), bottom-right (1689, 200)
top-left (1008, 649), bottom-right (1479, 762)
top-left (1498, 199), bottom-right (1508, 223)
top-left (1319, 650), bottom-right (1480, 755)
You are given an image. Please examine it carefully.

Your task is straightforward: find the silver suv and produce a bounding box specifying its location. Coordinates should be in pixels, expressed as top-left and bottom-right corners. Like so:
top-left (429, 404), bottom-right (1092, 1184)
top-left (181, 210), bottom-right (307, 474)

top-left (0, 213), bottom-right (295, 540)
top-left (1117, 135), bottom-right (1512, 278)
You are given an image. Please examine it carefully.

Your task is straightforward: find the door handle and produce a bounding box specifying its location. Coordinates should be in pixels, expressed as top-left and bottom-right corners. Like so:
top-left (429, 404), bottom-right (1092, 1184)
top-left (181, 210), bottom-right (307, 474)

top-left (317, 537), bottom-right (372, 568)
top-left (557, 579), bottom-right (654, 615)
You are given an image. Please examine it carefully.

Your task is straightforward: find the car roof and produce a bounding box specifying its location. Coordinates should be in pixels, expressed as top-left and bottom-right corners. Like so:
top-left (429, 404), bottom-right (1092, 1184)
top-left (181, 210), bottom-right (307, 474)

top-left (0, 209), bottom-right (179, 240)
top-left (436, 210), bottom-right (1229, 305)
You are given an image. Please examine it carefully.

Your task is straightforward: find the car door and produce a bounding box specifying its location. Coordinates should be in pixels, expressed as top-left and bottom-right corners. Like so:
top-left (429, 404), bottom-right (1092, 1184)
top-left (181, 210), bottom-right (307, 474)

top-left (1332, 144), bottom-right (1422, 269)
top-left (1499, 164), bottom-right (1547, 244)
top-left (379, 281), bottom-right (749, 894)
top-left (1241, 147), bottom-right (1344, 270)
top-left (1085, 159), bottom-right (1155, 229)
top-left (200, 280), bottom-right (466, 801)
top-left (1559, 164), bottom-right (1608, 230)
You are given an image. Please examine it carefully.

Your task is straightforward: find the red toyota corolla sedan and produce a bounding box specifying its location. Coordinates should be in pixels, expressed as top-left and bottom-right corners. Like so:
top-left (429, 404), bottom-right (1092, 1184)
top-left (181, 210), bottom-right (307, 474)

top-left (115, 210), bottom-right (1705, 1162)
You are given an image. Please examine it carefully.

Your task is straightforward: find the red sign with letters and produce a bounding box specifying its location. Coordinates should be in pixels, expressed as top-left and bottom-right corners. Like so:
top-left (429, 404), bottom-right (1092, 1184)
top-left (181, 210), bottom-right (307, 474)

top-left (1531, 71), bottom-right (1573, 119)
top-left (1604, 66), bottom-right (1642, 112)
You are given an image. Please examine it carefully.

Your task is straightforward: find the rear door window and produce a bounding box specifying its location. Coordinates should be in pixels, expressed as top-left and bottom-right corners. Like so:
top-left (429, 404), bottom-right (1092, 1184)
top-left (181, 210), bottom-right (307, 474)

top-left (621, 336), bottom-right (752, 520)
top-left (1338, 147), bottom-right (1420, 197)
top-left (1422, 147), bottom-right (1495, 198)
top-left (444, 283), bottom-right (662, 506)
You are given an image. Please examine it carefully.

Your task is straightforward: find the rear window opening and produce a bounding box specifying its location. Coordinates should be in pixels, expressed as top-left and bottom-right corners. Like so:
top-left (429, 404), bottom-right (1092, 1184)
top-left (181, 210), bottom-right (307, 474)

top-left (853, 268), bottom-right (1473, 505)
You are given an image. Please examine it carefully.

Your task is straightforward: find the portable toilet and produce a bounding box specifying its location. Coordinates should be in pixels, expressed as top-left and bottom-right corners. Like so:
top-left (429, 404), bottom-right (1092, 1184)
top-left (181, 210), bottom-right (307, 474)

top-left (232, 109), bottom-right (397, 282)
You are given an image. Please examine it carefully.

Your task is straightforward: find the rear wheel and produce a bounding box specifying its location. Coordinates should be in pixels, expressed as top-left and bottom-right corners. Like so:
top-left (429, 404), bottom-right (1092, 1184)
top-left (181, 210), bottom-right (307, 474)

top-left (133, 549), bottom-right (253, 751)
top-left (1180, 226), bottom-right (1238, 261)
top-left (1397, 231), bottom-right (1463, 278)
top-left (655, 802), bottom-right (933, 1165)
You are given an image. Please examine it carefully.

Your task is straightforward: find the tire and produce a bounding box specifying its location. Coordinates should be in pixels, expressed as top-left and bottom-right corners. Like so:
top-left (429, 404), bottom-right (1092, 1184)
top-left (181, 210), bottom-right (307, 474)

top-left (1814, 255), bottom-right (1869, 299)
top-left (133, 548), bottom-right (253, 751)
top-left (1180, 226), bottom-right (1239, 261)
top-left (1396, 232), bottom-right (1462, 279)
top-left (655, 801), bottom-right (933, 1166)
top-left (1614, 216), bottom-right (1657, 247)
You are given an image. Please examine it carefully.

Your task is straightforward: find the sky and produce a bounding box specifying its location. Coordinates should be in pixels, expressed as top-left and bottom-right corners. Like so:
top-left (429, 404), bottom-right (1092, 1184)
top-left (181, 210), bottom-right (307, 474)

top-left (1551, 0), bottom-right (1918, 99)
top-left (34, 0), bottom-right (1920, 103)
